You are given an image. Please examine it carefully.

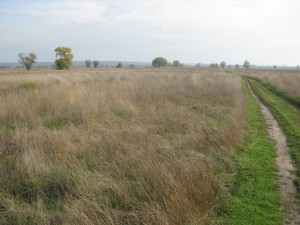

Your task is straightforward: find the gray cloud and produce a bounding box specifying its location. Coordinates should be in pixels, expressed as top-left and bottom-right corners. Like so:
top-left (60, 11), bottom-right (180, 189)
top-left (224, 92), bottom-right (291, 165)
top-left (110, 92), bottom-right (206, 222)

top-left (0, 0), bottom-right (299, 65)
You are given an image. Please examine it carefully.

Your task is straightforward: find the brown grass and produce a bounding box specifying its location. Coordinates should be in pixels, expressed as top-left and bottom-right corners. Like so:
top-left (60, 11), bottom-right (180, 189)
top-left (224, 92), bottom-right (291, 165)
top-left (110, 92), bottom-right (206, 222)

top-left (243, 70), bottom-right (300, 99)
top-left (0, 68), bottom-right (245, 225)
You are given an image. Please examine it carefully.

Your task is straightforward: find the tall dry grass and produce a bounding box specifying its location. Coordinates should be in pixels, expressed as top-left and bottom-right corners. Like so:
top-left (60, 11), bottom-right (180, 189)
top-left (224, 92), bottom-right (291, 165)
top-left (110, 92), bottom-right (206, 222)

top-left (0, 68), bottom-right (245, 225)
top-left (243, 70), bottom-right (300, 99)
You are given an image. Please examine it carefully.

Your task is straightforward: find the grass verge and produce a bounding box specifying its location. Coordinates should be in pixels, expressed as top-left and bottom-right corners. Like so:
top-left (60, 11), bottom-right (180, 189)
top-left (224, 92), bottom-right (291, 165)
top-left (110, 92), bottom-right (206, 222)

top-left (213, 79), bottom-right (282, 224)
top-left (248, 78), bottom-right (300, 198)
top-left (245, 76), bottom-right (300, 108)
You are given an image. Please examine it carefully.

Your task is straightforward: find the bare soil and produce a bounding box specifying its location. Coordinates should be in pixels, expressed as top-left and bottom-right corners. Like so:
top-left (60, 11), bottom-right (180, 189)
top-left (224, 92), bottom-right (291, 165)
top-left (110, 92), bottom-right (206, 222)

top-left (248, 82), bottom-right (300, 225)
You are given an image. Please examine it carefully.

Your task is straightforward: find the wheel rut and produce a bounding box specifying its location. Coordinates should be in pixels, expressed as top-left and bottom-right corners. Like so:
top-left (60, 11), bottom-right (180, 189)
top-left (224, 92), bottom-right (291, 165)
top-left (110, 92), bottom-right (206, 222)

top-left (247, 81), bottom-right (300, 225)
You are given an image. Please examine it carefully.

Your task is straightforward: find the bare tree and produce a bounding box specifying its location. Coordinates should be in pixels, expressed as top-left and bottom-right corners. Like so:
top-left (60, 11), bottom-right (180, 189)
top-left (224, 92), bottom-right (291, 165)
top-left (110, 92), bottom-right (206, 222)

top-left (18, 52), bottom-right (37, 70)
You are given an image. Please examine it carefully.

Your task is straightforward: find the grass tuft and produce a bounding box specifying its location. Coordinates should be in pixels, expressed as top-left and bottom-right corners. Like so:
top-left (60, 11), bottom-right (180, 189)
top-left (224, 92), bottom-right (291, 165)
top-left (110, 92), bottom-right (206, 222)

top-left (18, 82), bottom-right (39, 90)
top-left (112, 108), bottom-right (133, 121)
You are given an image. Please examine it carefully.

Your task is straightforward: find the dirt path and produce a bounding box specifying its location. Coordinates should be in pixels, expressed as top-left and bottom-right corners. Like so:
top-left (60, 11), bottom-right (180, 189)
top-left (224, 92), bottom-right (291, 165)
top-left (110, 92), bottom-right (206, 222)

top-left (247, 82), bottom-right (300, 225)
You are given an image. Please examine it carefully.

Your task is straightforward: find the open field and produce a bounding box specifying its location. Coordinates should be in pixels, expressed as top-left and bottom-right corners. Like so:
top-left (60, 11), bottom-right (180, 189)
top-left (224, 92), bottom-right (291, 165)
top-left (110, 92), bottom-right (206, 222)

top-left (0, 68), bottom-right (245, 224)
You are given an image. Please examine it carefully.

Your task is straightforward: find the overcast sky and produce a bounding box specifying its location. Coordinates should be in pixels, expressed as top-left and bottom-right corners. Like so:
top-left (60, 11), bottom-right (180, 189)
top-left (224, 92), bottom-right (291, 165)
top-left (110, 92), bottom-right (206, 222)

top-left (0, 0), bottom-right (299, 65)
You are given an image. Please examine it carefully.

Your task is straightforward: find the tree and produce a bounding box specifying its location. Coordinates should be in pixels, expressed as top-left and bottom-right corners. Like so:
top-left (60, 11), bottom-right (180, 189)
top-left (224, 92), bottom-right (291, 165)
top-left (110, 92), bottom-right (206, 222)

top-left (93, 60), bottom-right (100, 68)
top-left (235, 64), bottom-right (239, 69)
top-left (173, 60), bottom-right (183, 67)
top-left (243, 60), bottom-right (250, 69)
top-left (209, 63), bottom-right (219, 68)
top-left (273, 65), bottom-right (277, 70)
top-left (220, 61), bottom-right (226, 68)
top-left (195, 63), bottom-right (202, 68)
top-left (129, 64), bottom-right (135, 68)
top-left (18, 52), bottom-right (37, 70)
top-left (297, 65), bottom-right (300, 70)
top-left (85, 60), bottom-right (92, 68)
top-left (167, 61), bottom-right (172, 67)
top-left (55, 47), bottom-right (73, 70)
top-left (152, 57), bottom-right (168, 67)
top-left (116, 62), bottom-right (123, 68)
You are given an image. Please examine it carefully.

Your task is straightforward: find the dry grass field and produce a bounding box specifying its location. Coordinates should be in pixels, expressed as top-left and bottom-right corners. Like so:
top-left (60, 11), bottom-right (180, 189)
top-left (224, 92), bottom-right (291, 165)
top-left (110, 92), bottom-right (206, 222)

top-left (0, 68), bottom-right (245, 225)
top-left (243, 70), bottom-right (300, 99)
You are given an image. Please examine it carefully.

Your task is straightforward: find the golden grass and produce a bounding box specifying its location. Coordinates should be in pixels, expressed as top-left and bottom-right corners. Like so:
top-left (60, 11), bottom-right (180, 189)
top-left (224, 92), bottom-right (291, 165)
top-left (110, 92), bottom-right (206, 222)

top-left (0, 68), bottom-right (245, 225)
top-left (243, 70), bottom-right (300, 99)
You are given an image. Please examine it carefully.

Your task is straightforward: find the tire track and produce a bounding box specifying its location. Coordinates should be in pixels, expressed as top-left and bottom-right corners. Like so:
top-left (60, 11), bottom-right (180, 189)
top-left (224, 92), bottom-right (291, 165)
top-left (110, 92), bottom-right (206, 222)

top-left (247, 81), bottom-right (300, 225)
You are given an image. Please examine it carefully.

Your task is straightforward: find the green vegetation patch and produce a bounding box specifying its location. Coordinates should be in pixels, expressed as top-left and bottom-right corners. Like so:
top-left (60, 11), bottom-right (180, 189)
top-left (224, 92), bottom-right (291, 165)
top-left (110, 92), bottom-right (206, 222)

top-left (249, 78), bottom-right (300, 197)
top-left (18, 82), bottom-right (39, 90)
top-left (157, 124), bottom-right (187, 135)
top-left (11, 170), bottom-right (74, 205)
top-left (0, 122), bottom-right (16, 132)
top-left (44, 115), bottom-right (83, 130)
top-left (216, 79), bottom-right (282, 224)
top-left (246, 76), bottom-right (300, 108)
top-left (1, 168), bottom-right (76, 225)
top-left (44, 118), bottom-right (65, 131)
top-left (112, 108), bottom-right (133, 121)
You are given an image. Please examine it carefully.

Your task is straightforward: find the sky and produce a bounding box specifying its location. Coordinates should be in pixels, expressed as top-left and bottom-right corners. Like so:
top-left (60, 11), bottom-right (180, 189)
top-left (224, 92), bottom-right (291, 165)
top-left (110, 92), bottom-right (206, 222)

top-left (0, 0), bottom-right (299, 65)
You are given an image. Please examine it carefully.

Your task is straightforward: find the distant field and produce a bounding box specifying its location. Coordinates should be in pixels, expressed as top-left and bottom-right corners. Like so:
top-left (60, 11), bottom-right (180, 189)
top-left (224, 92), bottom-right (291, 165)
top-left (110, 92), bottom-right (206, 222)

top-left (0, 68), bottom-right (245, 224)
top-left (243, 70), bottom-right (300, 100)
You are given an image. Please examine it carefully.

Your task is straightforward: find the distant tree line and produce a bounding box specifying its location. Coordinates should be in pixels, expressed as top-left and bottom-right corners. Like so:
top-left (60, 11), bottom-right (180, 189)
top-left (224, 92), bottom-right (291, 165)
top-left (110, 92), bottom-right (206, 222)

top-left (209, 63), bottom-right (219, 68)
top-left (207, 60), bottom-right (251, 69)
top-left (151, 57), bottom-right (184, 67)
top-left (195, 63), bottom-right (202, 68)
top-left (85, 60), bottom-right (100, 68)
top-left (16, 50), bottom-right (300, 71)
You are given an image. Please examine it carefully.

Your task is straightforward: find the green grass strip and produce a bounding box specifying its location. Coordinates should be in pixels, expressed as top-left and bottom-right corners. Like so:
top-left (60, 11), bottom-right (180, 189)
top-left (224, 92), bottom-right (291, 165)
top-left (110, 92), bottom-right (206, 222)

top-left (216, 79), bottom-right (282, 225)
top-left (248, 78), bottom-right (300, 197)
top-left (245, 76), bottom-right (300, 108)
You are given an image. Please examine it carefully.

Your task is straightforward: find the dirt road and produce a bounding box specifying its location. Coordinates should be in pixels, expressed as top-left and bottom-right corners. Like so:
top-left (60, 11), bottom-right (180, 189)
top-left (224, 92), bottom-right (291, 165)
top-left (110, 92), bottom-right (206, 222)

top-left (247, 81), bottom-right (300, 225)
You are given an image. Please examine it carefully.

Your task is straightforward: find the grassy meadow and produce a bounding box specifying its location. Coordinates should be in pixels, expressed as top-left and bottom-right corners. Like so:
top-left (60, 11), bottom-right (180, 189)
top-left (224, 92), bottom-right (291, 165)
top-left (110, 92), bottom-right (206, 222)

top-left (0, 68), bottom-right (245, 224)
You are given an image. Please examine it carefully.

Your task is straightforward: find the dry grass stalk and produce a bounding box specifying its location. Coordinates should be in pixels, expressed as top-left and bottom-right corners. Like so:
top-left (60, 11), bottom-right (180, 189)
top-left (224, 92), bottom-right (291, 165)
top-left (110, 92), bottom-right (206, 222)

top-left (0, 68), bottom-right (245, 224)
